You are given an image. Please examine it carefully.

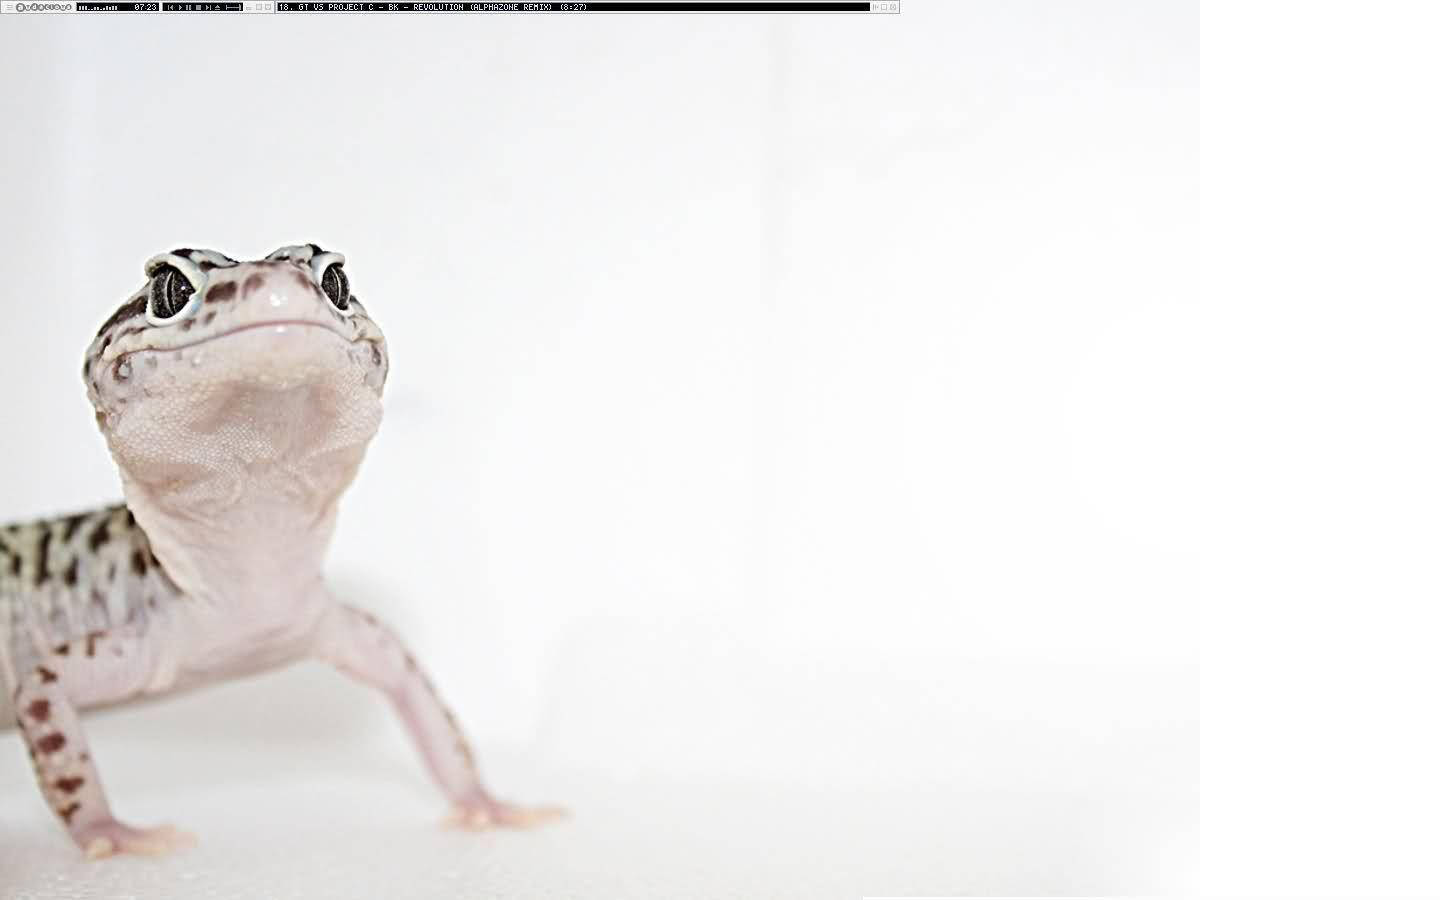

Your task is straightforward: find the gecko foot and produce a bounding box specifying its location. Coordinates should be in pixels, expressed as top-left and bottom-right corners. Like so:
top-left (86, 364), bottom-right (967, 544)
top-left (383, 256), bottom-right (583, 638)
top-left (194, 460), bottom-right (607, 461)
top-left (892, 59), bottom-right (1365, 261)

top-left (446, 796), bottom-right (568, 830)
top-left (76, 820), bottom-right (196, 859)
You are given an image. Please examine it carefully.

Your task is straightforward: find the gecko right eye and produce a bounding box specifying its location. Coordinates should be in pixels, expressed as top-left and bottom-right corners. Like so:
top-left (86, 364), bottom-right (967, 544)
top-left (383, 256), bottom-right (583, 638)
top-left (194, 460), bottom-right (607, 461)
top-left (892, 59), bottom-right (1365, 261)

top-left (320, 262), bottom-right (350, 311)
top-left (147, 264), bottom-right (197, 321)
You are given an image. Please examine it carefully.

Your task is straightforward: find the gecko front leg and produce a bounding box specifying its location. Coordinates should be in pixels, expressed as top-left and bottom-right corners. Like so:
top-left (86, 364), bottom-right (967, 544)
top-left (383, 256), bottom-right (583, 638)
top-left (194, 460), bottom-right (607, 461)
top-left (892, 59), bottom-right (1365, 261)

top-left (314, 603), bottom-right (565, 829)
top-left (11, 654), bottom-right (193, 858)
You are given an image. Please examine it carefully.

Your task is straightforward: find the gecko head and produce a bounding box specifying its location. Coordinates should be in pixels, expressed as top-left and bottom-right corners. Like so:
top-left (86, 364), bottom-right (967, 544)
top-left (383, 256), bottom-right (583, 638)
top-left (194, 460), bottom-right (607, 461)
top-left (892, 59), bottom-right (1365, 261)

top-left (83, 245), bottom-right (389, 501)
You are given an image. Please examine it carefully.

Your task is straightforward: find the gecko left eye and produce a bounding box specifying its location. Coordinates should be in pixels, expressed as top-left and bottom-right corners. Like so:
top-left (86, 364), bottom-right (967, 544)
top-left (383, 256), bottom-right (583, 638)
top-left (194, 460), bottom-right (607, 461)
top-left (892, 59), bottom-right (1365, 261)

top-left (320, 263), bottom-right (350, 311)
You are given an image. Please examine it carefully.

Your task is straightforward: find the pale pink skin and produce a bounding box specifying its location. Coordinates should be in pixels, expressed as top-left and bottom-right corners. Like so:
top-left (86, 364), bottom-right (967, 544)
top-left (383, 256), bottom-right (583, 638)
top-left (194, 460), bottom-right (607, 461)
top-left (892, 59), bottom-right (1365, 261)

top-left (2, 247), bottom-right (561, 858)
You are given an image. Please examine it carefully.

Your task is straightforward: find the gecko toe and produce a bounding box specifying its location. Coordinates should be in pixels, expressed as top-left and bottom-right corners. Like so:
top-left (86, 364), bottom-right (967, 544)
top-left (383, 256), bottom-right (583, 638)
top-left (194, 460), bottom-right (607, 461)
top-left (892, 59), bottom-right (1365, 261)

top-left (84, 836), bottom-right (116, 859)
top-left (492, 805), bottom-right (569, 827)
top-left (446, 801), bottom-right (568, 831)
top-left (445, 808), bottom-right (495, 830)
top-left (78, 821), bottom-right (195, 859)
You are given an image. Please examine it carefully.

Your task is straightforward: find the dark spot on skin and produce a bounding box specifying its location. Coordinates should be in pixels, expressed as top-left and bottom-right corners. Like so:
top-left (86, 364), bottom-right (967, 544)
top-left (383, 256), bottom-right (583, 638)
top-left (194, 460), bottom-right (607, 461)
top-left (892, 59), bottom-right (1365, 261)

top-left (88, 518), bottom-right (110, 553)
top-left (54, 644), bottom-right (69, 656)
top-left (36, 733), bottom-right (66, 754)
top-left (58, 802), bottom-right (80, 823)
top-left (35, 531), bottom-right (51, 586)
top-left (181, 318), bottom-right (196, 331)
top-left (203, 311), bottom-right (217, 325)
top-left (35, 667), bottom-right (57, 683)
top-left (26, 699), bottom-right (51, 722)
top-left (60, 513), bottom-right (86, 543)
top-left (206, 281), bottom-right (237, 303)
top-left (131, 550), bottom-right (148, 577)
top-left (62, 558), bottom-right (78, 587)
top-left (55, 776), bottom-right (84, 794)
top-left (242, 274), bottom-right (265, 297)
top-left (94, 294), bottom-right (146, 339)
top-left (91, 589), bottom-right (106, 608)
top-left (85, 633), bottom-right (102, 657)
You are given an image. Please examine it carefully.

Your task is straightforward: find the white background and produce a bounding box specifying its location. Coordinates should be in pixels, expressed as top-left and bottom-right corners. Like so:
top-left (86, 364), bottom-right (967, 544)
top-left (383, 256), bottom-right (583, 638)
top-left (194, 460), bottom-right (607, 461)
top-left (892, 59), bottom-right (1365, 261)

top-left (0, 2), bottom-right (1437, 897)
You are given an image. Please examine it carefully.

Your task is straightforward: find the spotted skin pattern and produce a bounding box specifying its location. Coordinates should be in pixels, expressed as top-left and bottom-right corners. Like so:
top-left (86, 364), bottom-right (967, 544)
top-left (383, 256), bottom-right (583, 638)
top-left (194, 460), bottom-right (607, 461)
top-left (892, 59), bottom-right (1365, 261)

top-left (2, 245), bottom-right (562, 858)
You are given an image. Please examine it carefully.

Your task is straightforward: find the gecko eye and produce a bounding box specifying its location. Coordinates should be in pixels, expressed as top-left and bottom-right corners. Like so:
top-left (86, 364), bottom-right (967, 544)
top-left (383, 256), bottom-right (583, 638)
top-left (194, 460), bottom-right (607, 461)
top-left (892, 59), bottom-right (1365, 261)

top-left (148, 264), bottom-right (196, 320)
top-left (320, 263), bottom-right (350, 311)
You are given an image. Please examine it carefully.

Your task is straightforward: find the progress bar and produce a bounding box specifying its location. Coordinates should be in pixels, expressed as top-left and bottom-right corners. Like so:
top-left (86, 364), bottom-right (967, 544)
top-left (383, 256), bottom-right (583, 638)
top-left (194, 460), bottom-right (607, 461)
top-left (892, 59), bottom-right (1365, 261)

top-left (4, 0), bottom-right (899, 11)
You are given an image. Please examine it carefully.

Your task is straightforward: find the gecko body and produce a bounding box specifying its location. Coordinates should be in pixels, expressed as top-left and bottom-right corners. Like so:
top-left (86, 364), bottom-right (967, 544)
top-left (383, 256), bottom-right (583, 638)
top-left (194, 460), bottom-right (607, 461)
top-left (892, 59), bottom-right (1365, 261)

top-left (1, 245), bottom-right (559, 857)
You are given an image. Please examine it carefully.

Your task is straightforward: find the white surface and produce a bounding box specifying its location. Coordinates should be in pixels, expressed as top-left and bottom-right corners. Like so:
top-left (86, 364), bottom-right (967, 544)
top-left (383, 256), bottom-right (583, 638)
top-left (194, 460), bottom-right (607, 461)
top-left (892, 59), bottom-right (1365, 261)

top-left (3, 1), bottom-right (1440, 896)
top-left (0, 661), bottom-right (1194, 898)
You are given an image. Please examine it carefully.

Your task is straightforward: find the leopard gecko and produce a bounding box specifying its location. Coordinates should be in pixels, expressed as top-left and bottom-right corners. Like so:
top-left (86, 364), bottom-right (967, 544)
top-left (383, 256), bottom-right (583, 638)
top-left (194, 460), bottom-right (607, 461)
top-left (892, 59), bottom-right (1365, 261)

top-left (0, 244), bottom-right (561, 858)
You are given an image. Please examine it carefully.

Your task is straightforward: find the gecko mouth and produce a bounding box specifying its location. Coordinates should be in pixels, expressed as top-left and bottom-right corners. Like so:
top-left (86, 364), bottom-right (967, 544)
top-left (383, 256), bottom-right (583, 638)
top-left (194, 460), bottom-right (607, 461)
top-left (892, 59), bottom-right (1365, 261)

top-left (117, 319), bottom-right (372, 360)
top-left (97, 314), bottom-right (388, 402)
